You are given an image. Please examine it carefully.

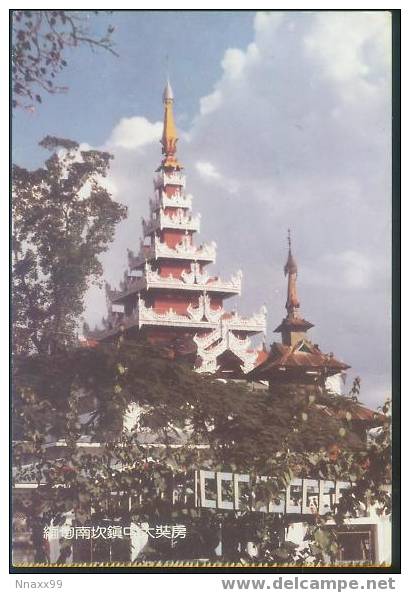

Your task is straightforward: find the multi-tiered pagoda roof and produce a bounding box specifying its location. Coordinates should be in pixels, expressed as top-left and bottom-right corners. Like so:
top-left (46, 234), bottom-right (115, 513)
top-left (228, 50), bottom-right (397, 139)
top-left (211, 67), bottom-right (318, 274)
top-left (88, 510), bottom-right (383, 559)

top-left (89, 81), bottom-right (267, 375)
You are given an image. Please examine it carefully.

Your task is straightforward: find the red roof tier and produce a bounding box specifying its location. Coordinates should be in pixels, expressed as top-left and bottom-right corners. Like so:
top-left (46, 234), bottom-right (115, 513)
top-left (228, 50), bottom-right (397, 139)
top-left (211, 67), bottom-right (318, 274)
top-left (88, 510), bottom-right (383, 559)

top-left (247, 339), bottom-right (350, 380)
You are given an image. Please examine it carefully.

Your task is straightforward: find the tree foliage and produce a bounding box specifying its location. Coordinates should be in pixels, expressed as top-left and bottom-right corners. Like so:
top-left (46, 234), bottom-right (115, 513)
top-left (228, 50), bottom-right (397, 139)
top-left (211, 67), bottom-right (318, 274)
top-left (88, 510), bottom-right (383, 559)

top-left (12, 137), bottom-right (127, 355)
top-left (12, 335), bottom-right (391, 565)
top-left (12, 10), bottom-right (117, 110)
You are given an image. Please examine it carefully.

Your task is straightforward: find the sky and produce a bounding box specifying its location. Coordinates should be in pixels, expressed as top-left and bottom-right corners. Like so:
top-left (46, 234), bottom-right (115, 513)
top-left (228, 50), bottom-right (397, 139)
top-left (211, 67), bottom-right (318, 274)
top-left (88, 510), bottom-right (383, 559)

top-left (12, 10), bottom-right (392, 407)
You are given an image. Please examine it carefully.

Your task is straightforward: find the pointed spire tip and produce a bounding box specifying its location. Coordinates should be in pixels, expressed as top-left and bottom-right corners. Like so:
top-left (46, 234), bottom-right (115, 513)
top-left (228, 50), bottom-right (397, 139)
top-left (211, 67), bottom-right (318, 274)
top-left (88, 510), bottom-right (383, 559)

top-left (163, 78), bottom-right (174, 102)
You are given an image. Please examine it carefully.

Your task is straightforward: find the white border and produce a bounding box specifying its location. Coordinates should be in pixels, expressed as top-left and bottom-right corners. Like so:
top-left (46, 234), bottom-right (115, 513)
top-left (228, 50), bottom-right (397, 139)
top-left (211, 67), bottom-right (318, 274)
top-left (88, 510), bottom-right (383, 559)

top-left (2, 2), bottom-right (405, 590)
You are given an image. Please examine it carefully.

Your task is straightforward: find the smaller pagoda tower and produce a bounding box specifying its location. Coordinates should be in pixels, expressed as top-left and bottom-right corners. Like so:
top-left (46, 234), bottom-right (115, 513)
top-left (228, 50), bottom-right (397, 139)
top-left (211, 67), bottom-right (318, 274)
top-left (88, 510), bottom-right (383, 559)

top-left (89, 81), bottom-right (267, 376)
top-left (248, 232), bottom-right (385, 441)
top-left (248, 232), bottom-right (350, 388)
top-left (274, 230), bottom-right (314, 347)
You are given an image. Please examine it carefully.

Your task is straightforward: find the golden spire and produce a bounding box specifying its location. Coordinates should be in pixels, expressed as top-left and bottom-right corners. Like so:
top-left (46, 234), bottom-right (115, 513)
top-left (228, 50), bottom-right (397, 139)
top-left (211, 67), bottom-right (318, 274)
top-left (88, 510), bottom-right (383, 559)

top-left (284, 229), bottom-right (300, 318)
top-left (160, 79), bottom-right (181, 170)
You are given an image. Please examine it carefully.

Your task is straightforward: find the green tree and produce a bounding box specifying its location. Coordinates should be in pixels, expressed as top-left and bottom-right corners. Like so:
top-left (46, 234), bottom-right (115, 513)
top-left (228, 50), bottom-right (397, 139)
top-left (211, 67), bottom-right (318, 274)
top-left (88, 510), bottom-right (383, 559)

top-left (12, 335), bottom-right (391, 566)
top-left (12, 136), bottom-right (127, 355)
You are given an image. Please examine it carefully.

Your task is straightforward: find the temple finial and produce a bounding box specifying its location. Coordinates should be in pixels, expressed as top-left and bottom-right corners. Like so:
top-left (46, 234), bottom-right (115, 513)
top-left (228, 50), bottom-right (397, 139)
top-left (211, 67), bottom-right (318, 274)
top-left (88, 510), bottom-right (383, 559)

top-left (284, 230), bottom-right (300, 316)
top-left (284, 228), bottom-right (298, 278)
top-left (274, 231), bottom-right (315, 345)
top-left (163, 78), bottom-right (174, 102)
top-left (160, 77), bottom-right (181, 170)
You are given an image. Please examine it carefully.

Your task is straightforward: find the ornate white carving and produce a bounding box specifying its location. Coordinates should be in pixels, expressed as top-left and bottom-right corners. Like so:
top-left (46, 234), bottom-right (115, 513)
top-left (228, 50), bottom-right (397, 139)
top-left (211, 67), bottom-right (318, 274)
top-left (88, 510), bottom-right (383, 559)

top-left (193, 327), bottom-right (220, 350)
top-left (174, 233), bottom-right (191, 253)
top-left (227, 331), bottom-right (252, 353)
top-left (226, 305), bottom-right (267, 332)
top-left (154, 171), bottom-right (186, 189)
top-left (186, 300), bottom-right (204, 322)
top-left (116, 261), bottom-right (240, 296)
top-left (180, 262), bottom-right (208, 285)
top-left (142, 209), bottom-right (200, 234)
top-left (194, 322), bottom-right (260, 375)
top-left (195, 267), bottom-right (209, 285)
top-left (174, 238), bottom-right (217, 261)
top-left (186, 293), bottom-right (224, 323)
top-left (137, 296), bottom-right (190, 328)
top-left (204, 295), bottom-right (224, 323)
top-left (92, 296), bottom-right (266, 360)
top-left (207, 270), bottom-right (242, 294)
top-left (128, 237), bottom-right (217, 268)
top-left (111, 269), bottom-right (243, 300)
top-left (150, 190), bottom-right (193, 211)
top-left (240, 352), bottom-right (260, 374)
top-left (181, 265), bottom-right (196, 285)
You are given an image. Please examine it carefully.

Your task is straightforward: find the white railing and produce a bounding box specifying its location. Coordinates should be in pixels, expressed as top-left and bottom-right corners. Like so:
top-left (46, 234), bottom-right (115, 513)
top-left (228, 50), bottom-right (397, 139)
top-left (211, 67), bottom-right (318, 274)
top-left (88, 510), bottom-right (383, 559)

top-left (154, 171), bottom-right (186, 189)
top-left (150, 191), bottom-right (193, 211)
top-left (144, 263), bottom-right (241, 294)
top-left (137, 297), bottom-right (192, 328)
top-left (191, 306), bottom-right (267, 338)
top-left (128, 238), bottom-right (217, 268)
top-left (158, 237), bottom-right (216, 262)
top-left (133, 297), bottom-right (266, 335)
top-left (142, 209), bottom-right (201, 234)
top-left (111, 264), bottom-right (242, 301)
top-left (92, 300), bottom-right (266, 370)
top-left (225, 306), bottom-right (267, 333)
top-left (131, 297), bottom-right (221, 330)
top-left (206, 270), bottom-right (242, 294)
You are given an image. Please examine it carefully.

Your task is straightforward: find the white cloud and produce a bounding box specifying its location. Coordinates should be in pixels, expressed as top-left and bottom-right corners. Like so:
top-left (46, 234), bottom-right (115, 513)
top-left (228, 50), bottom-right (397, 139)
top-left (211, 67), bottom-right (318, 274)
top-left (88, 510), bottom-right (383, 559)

top-left (107, 116), bottom-right (162, 149)
top-left (195, 161), bottom-right (221, 181)
top-left (327, 251), bottom-right (375, 289)
top-left (199, 89), bottom-right (222, 116)
top-left (194, 161), bottom-right (239, 195)
top-left (304, 251), bottom-right (376, 290)
top-left (253, 11), bottom-right (284, 33)
top-left (221, 48), bottom-right (247, 80)
top-left (85, 11), bottom-right (391, 407)
top-left (303, 11), bottom-right (391, 103)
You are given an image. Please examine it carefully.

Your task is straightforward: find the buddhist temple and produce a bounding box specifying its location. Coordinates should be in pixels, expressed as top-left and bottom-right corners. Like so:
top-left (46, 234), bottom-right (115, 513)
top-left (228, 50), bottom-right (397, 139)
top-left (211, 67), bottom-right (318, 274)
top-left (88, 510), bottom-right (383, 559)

top-left (88, 81), bottom-right (267, 375)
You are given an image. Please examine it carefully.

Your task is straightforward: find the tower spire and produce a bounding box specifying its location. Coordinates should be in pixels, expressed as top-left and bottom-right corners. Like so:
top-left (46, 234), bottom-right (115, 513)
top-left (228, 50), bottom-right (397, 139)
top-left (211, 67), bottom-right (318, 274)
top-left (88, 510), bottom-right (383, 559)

top-left (274, 230), bottom-right (314, 346)
top-left (284, 228), bottom-right (300, 318)
top-left (160, 78), bottom-right (181, 170)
